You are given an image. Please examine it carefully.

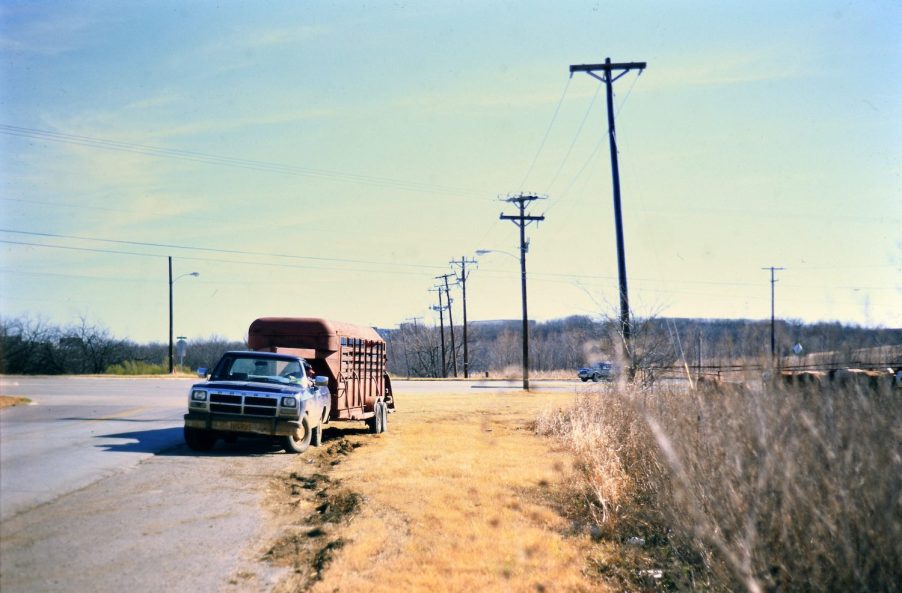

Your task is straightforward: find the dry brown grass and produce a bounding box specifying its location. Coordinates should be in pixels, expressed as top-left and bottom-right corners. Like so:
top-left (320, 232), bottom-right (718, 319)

top-left (0, 395), bottom-right (30, 409)
top-left (264, 389), bottom-right (606, 593)
top-left (537, 382), bottom-right (902, 592)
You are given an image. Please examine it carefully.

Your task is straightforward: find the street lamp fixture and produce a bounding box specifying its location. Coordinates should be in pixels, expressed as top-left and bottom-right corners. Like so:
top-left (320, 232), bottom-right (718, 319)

top-left (169, 256), bottom-right (199, 374)
top-left (476, 249), bottom-right (520, 259)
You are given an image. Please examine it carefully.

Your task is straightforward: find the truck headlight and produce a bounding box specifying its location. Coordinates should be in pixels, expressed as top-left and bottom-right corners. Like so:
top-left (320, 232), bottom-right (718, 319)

top-left (280, 396), bottom-right (297, 407)
top-left (191, 390), bottom-right (208, 401)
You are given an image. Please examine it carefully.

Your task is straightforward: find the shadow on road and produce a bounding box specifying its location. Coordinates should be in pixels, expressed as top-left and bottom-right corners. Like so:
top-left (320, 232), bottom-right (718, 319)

top-left (94, 424), bottom-right (371, 457)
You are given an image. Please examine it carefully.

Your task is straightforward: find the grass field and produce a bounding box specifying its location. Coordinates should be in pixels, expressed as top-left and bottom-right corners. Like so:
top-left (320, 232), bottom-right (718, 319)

top-left (250, 380), bottom-right (900, 592)
top-left (257, 388), bottom-right (607, 593)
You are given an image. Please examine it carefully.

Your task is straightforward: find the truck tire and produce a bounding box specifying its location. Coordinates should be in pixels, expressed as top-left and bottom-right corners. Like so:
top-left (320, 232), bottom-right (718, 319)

top-left (380, 400), bottom-right (388, 433)
top-left (282, 416), bottom-right (312, 453)
top-left (367, 402), bottom-right (384, 434)
top-left (184, 426), bottom-right (217, 451)
top-left (580, 377), bottom-right (589, 382)
top-left (591, 374), bottom-right (599, 382)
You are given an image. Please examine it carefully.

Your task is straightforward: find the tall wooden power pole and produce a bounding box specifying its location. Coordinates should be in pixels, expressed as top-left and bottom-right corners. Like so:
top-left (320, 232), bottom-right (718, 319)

top-left (430, 287), bottom-right (447, 377)
top-left (451, 256), bottom-right (478, 379)
top-left (569, 58), bottom-right (646, 346)
top-left (436, 273), bottom-right (458, 377)
top-left (500, 193), bottom-right (545, 391)
top-left (762, 266), bottom-right (785, 360)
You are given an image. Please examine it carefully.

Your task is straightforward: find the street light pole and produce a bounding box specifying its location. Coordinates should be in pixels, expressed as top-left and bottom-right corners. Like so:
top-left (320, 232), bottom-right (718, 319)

top-left (168, 256), bottom-right (199, 374)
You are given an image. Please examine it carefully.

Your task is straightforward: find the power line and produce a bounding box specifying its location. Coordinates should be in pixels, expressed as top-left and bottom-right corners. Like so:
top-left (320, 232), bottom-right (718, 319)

top-left (0, 240), bottom-right (439, 277)
top-left (0, 124), bottom-right (481, 199)
top-left (517, 77), bottom-right (572, 192)
top-left (0, 228), bottom-right (445, 271)
top-left (544, 81), bottom-right (603, 194)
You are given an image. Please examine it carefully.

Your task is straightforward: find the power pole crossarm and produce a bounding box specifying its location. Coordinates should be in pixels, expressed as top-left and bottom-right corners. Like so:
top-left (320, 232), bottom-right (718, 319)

top-left (570, 62), bottom-right (647, 75)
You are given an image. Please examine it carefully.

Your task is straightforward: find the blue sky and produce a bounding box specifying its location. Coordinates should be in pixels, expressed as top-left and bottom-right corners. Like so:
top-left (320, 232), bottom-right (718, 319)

top-left (1, 1), bottom-right (900, 343)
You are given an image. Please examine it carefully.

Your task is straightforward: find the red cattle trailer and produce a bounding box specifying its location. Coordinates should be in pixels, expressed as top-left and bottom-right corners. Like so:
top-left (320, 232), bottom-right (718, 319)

top-left (247, 317), bottom-right (394, 432)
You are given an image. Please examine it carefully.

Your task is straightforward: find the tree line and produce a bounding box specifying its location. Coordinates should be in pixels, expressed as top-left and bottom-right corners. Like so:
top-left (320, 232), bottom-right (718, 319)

top-left (2, 314), bottom-right (899, 377)
top-left (380, 315), bottom-right (902, 379)
top-left (0, 316), bottom-right (243, 375)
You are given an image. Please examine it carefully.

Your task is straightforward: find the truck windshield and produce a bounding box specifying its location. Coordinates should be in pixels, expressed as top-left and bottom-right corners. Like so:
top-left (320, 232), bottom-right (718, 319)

top-left (211, 354), bottom-right (304, 384)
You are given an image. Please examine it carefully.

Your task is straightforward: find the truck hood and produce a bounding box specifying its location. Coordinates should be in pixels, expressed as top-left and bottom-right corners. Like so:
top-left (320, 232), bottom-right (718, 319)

top-left (192, 380), bottom-right (305, 395)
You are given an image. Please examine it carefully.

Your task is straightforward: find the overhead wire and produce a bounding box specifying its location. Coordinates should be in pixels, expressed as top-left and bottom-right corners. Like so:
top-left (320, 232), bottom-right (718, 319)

top-left (0, 239), bottom-right (439, 277)
top-left (0, 124), bottom-right (482, 199)
top-left (543, 81), bottom-right (603, 195)
top-left (0, 228), bottom-right (446, 271)
top-left (516, 77), bottom-right (572, 192)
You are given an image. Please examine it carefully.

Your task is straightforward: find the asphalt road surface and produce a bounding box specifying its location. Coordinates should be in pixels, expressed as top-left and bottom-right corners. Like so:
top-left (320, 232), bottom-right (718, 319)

top-left (0, 375), bottom-right (577, 593)
top-left (0, 376), bottom-right (299, 593)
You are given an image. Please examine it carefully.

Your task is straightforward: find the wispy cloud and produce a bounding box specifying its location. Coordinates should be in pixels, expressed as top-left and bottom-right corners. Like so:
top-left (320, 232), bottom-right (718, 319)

top-left (0, 10), bottom-right (96, 56)
top-left (201, 24), bottom-right (328, 55)
top-left (641, 48), bottom-right (808, 92)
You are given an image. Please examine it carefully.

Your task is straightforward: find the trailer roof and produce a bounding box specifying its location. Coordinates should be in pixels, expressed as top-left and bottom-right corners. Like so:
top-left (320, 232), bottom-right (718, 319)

top-left (248, 317), bottom-right (384, 344)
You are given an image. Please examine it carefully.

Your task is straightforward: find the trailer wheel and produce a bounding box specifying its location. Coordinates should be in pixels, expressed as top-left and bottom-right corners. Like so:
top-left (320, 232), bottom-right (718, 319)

top-left (367, 402), bottom-right (384, 434)
top-left (282, 416), bottom-right (312, 453)
top-left (184, 426), bottom-right (217, 451)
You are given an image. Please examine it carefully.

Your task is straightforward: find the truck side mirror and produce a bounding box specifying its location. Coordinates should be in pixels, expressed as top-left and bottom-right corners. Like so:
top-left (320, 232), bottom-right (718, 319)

top-left (314, 375), bottom-right (329, 387)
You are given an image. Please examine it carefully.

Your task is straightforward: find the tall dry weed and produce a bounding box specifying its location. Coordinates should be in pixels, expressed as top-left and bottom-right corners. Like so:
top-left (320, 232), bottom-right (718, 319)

top-left (539, 382), bottom-right (902, 592)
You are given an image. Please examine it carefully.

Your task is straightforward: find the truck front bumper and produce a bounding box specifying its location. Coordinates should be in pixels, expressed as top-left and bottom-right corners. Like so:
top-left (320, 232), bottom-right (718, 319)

top-left (184, 411), bottom-right (301, 437)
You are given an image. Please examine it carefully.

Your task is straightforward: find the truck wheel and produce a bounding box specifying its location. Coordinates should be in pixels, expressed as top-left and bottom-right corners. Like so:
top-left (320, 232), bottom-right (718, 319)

top-left (312, 422), bottom-right (323, 447)
top-left (591, 374), bottom-right (599, 382)
top-left (380, 401), bottom-right (388, 433)
top-left (367, 402), bottom-right (384, 434)
top-left (580, 377), bottom-right (589, 382)
top-left (184, 426), bottom-right (217, 451)
top-left (282, 416), bottom-right (312, 453)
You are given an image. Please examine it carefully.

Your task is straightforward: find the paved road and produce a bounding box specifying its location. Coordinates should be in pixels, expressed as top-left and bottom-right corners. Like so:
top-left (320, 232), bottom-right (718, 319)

top-left (0, 376), bottom-right (295, 593)
top-left (0, 375), bottom-right (579, 593)
top-left (0, 376), bottom-right (196, 521)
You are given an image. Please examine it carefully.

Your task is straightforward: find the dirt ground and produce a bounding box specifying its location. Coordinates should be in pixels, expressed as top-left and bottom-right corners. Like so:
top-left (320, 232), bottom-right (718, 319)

top-left (246, 388), bottom-right (605, 593)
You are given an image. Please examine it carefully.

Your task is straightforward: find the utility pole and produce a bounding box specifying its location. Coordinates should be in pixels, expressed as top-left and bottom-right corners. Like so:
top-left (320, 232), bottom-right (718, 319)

top-left (404, 316), bottom-right (423, 379)
top-left (168, 256), bottom-right (173, 374)
top-left (451, 256), bottom-right (478, 379)
top-left (430, 287), bottom-right (447, 377)
top-left (436, 273), bottom-right (458, 377)
top-left (762, 266), bottom-right (785, 360)
top-left (500, 193), bottom-right (545, 391)
top-left (399, 324), bottom-right (411, 379)
top-left (569, 58), bottom-right (646, 347)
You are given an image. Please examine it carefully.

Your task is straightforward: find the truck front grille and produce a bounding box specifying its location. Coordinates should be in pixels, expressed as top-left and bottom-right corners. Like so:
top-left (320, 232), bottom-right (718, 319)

top-left (210, 393), bottom-right (278, 417)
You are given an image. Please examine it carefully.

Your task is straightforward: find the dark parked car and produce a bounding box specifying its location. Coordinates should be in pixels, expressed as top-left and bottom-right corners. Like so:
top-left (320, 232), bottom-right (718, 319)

top-left (578, 361), bottom-right (615, 382)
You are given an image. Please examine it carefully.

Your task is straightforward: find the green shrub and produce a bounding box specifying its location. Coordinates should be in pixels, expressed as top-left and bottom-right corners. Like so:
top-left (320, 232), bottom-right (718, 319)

top-left (105, 360), bottom-right (168, 375)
